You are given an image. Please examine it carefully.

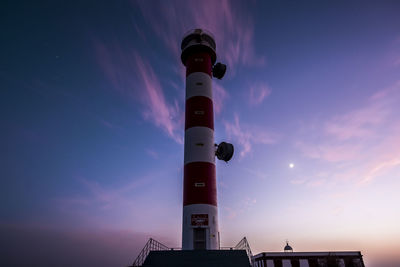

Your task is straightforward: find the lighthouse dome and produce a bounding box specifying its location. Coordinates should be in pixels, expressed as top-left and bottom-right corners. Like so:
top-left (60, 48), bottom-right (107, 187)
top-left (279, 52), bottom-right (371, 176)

top-left (284, 241), bottom-right (293, 252)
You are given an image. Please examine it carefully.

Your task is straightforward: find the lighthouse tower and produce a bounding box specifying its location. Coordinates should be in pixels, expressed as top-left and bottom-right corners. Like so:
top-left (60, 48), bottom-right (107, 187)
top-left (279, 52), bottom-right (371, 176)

top-left (181, 29), bottom-right (233, 250)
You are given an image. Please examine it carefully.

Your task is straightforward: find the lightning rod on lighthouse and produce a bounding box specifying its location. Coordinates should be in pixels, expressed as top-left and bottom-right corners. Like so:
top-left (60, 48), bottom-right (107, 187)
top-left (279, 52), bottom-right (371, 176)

top-left (181, 28), bottom-right (234, 250)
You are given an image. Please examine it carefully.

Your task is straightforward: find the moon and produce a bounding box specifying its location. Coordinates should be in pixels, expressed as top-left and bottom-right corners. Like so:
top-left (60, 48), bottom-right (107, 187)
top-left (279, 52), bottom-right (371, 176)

top-left (289, 163), bottom-right (294, 168)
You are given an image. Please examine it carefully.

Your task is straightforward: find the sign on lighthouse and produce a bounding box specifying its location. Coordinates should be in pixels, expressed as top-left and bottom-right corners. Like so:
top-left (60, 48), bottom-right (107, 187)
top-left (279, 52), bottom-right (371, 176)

top-left (181, 29), bottom-right (234, 250)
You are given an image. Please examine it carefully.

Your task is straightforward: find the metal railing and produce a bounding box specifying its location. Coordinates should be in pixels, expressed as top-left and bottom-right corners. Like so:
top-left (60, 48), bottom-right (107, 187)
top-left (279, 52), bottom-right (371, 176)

top-left (234, 237), bottom-right (254, 266)
top-left (131, 238), bottom-right (169, 267)
top-left (131, 236), bottom-right (254, 267)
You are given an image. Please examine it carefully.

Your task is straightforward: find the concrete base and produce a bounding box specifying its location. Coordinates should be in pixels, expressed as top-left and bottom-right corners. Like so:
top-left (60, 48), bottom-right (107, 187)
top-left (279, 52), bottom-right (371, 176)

top-left (141, 250), bottom-right (251, 267)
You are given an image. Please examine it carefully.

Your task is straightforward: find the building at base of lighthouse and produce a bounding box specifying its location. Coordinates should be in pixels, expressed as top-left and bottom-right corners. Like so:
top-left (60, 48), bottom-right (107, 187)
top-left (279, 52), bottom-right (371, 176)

top-left (180, 29), bottom-right (233, 250)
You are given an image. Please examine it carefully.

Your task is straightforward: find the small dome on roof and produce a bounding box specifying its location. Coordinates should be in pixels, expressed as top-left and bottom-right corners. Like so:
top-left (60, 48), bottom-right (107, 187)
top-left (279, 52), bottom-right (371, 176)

top-left (284, 241), bottom-right (293, 252)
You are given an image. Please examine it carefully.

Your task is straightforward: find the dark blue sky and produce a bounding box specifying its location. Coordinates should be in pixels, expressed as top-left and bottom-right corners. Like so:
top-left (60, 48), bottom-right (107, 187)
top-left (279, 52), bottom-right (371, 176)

top-left (2, 1), bottom-right (400, 266)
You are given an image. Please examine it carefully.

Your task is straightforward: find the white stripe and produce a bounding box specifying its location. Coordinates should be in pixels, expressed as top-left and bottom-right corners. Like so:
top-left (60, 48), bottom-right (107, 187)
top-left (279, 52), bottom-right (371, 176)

top-left (186, 72), bottom-right (213, 100)
top-left (184, 127), bottom-right (215, 165)
top-left (182, 204), bottom-right (219, 250)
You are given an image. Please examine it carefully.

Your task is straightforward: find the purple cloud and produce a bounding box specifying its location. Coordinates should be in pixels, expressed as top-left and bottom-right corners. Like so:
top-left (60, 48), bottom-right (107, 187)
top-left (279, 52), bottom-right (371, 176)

top-left (94, 41), bottom-right (183, 143)
top-left (98, 118), bottom-right (122, 130)
top-left (135, 0), bottom-right (264, 75)
top-left (94, 41), bottom-right (134, 96)
top-left (295, 141), bottom-right (363, 163)
top-left (224, 113), bottom-right (278, 158)
top-left (134, 53), bottom-right (183, 143)
top-left (248, 83), bottom-right (271, 106)
top-left (324, 100), bottom-right (389, 141)
top-left (213, 83), bottom-right (229, 115)
top-left (145, 148), bottom-right (159, 159)
top-left (55, 175), bottom-right (155, 228)
top-left (390, 36), bottom-right (400, 67)
top-left (296, 81), bottom-right (400, 184)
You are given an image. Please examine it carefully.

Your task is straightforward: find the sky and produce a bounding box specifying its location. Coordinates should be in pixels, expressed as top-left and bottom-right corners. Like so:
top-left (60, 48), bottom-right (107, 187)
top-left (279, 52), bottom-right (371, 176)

top-left (1, 1), bottom-right (400, 266)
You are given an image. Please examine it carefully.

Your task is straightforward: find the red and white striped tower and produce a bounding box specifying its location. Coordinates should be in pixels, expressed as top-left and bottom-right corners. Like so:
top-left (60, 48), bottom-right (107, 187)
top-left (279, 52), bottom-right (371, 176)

top-left (181, 29), bottom-right (231, 250)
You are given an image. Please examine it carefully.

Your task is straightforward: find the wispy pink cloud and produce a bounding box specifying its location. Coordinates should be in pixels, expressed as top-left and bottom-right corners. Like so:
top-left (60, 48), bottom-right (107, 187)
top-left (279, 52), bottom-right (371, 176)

top-left (248, 83), bottom-right (271, 106)
top-left (290, 178), bottom-right (307, 185)
top-left (55, 174), bottom-right (160, 230)
top-left (94, 41), bottom-right (134, 96)
top-left (98, 118), bottom-right (122, 130)
top-left (134, 54), bottom-right (183, 143)
top-left (99, 119), bottom-right (115, 129)
top-left (295, 141), bottom-right (363, 163)
top-left (223, 206), bottom-right (238, 220)
top-left (324, 102), bottom-right (389, 141)
top-left (224, 113), bottom-right (278, 158)
top-left (322, 83), bottom-right (400, 142)
top-left (391, 36), bottom-right (400, 67)
top-left (242, 167), bottom-right (269, 180)
top-left (97, 1), bottom-right (263, 134)
top-left (307, 178), bottom-right (327, 188)
top-left (65, 176), bottom-right (147, 211)
top-left (296, 81), bottom-right (400, 184)
top-left (94, 41), bottom-right (183, 143)
top-left (213, 83), bottom-right (229, 115)
top-left (361, 157), bottom-right (400, 184)
top-left (222, 197), bottom-right (257, 220)
top-left (135, 0), bottom-right (264, 75)
top-left (394, 57), bottom-right (400, 67)
top-left (145, 148), bottom-right (159, 159)
top-left (358, 125), bottom-right (400, 184)
top-left (55, 174), bottom-right (154, 224)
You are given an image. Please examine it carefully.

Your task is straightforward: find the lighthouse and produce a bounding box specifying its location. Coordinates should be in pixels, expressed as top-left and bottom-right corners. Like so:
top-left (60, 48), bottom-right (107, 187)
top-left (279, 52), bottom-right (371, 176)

top-left (181, 29), bottom-right (233, 250)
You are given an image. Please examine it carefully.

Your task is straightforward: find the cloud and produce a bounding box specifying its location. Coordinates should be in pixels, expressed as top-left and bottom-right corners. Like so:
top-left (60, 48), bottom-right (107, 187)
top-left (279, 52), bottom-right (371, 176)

top-left (307, 178), bottom-right (327, 188)
top-left (248, 83), bottom-right (271, 106)
top-left (295, 141), bottom-right (363, 163)
top-left (95, 1), bottom-right (265, 139)
top-left (391, 36), bottom-right (400, 67)
top-left (361, 157), bottom-right (400, 184)
top-left (213, 82), bottom-right (229, 114)
top-left (324, 101), bottom-right (389, 141)
top-left (242, 167), bottom-right (269, 180)
top-left (74, 176), bottom-right (150, 208)
top-left (224, 114), bottom-right (278, 158)
top-left (296, 81), bottom-right (400, 184)
top-left (134, 54), bottom-right (183, 143)
top-left (223, 206), bottom-right (238, 220)
top-left (55, 175), bottom-right (154, 228)
top-left (94, 41), bottom-right (134, 96)
top-left (98, 118), bottom-right (122, 130)
top-left (94, 41), bottom-right (183, 143)
top-left (134, 0), bottom-right (264, 75)
top-left (394, 57), bottom-right (400, 67)
top-left (290, 178), bottom-right (307, 185)
top-left (145, 148), bottom-right (159, 159)
top-left (222, 197), bottom-right (257, 220)
top-left (358, 127), bottom-right (400, 184)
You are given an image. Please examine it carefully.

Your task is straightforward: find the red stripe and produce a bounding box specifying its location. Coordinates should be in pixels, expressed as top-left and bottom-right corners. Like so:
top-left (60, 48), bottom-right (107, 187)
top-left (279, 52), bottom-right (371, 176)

top-left (186, 52), bottom-right (212, 77)
top-left (185, 96), bottom-right (214, 130)
top-left (183, 162), bottom-right (217, 206)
